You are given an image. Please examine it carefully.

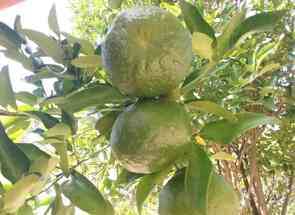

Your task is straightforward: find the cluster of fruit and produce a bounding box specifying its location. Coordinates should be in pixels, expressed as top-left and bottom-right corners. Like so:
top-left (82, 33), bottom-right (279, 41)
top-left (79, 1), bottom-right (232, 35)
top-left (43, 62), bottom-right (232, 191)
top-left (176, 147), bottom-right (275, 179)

top-left (100, 6), bottom-right (239, 215)
top-left (102, 6), bottom-right (193, 175)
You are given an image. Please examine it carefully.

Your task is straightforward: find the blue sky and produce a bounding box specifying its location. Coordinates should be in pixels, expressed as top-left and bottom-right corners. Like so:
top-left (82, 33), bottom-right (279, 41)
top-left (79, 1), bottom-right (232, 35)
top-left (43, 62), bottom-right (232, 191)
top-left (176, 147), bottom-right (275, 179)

top-left (0, 0), bottom-right (73, 93)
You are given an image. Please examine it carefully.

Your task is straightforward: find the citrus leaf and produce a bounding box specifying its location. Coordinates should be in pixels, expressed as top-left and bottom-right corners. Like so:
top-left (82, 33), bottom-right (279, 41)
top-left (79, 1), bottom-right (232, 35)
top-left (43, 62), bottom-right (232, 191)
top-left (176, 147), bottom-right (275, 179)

top-left (0, 66), bottom-right (17, 109)
top-left (2, 49), bottom-right (33, 71)
top-left (229, 10), bottom-right (286, 48)
top-left (52, 185), bottom-right (75, 215)
top-left (48, 4), bottom-right (60, 37)
top-left (61, 171), bottom-right (114, 215)
top-left (185, 144), bottom-right (213, 215)
top-left (28, 155), bottom-right (59, 195)
top-left (26, 111), bottom-right (59, 129)
top-left (217, 7), bottom-right (246, 56)
top-left (211, 151), bottom-right (235, 161)
top-left (0, 122), bottom-right (30, 183)
top-left (1, 174), bottom-right (40, 213)
top-left (242, 63), bottom-right (281, 87)
top-left (22, 29), bottom-right (64, 64)
top-left (200, 112), bottom-right (279, 144)
top-left (71, 55), bottom-right (101, 68)
top-left (15, 91), bottom-right (38, 106)
top-left (6, 117), bottom-right (31, 142)
top-left (179, 0), bottom-right (215, 40)
top-left (24, 68), bottom-right (74, 83)
top-left (95, 111), bottom-right (119, 138)
top-left (17, 143), bottom-right (49, 162)
top-left (192, 32), bottom-right (214, 60)
top-left (44, 123), bottom-right (72, 138)
top-left (62, 32), bottom-right (95, 55)
top-left (14, 15), bottom-right (22, 32)
top-left (62, 110), bottom-right (77, 134)
top-left (108, 0), bottom-right (123, 9)
top-left (16, 204), bottom-right (34, 215)
top-left (187, 100), bottom-right (237, 122)
top-left (136, 167), bottom-right (170, 214)
top-left (0, 22), bottom-right (23, 49)
top-left (48, 84), bottom-right (127, 113)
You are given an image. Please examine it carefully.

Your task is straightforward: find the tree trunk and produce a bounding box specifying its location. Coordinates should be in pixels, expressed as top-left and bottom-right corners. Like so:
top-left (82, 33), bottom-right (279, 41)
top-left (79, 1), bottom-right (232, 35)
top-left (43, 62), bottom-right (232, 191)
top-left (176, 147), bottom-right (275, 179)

top-left (281, 171), bottom-right (294, 215)
top-left (249, 129), bottom-right (268, 215)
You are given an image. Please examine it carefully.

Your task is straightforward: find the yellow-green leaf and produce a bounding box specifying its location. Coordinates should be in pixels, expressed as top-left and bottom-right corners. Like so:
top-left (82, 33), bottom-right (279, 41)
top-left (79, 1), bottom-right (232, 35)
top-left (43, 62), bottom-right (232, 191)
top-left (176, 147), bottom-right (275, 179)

top-left (192, 32), bottom-right (214, 60)
top-left (62, 32), bottom-right (94, 55)
top-left (22, 29), bottom-right (64, 64)
top-left (0, 66), bottom-right (16, 109)
top-left (1, 174), bottom-right (40, 213)
top-left (48, 4), bottom-right (60, 37)
top-left (187, 100), bottom-right (237, 122)
top-left (71, 55), bottom-right (101, 68)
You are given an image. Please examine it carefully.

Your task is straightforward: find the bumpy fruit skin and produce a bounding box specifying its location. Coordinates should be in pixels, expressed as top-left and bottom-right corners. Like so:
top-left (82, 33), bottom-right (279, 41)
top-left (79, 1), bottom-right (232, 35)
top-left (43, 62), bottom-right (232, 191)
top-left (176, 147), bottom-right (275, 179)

top-left (159, 170), bottom-right (240, 215)
top-left (110, 100), bottom-right (192, 174)
top-left (102, 6), bottom-right (192, 97)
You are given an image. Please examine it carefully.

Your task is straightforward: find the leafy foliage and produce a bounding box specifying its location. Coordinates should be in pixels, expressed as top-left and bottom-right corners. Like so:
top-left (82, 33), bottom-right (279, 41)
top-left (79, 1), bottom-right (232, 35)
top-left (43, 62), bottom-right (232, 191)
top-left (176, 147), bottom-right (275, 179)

top-left (0, 0), bottom-right (294, 214)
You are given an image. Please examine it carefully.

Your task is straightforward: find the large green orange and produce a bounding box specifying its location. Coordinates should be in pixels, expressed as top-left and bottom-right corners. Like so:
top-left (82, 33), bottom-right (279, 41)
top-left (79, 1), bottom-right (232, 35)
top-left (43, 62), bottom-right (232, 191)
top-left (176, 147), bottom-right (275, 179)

top-left (102, 6), bottom-right (192, 97)
top-left (159, 170), bottom-right (240, 215)
top-left (110, 100), bottom-right (192, 174)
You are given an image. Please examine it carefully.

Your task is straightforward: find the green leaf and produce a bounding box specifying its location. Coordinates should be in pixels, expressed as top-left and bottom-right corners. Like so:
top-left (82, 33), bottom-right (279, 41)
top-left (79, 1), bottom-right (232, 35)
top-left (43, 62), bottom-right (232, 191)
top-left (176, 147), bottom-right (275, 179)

top-left (6, 117), bottom-right (31, 142)
top-left (216, 7), bottom-right (247, 56)
top-left (48, 4), bottom-right (60, 37)
top-left (0, 22), bottom-right (23, 49)
top-left (2, 49), bottom-right (33, 71)
top-left (52, 185), bottom-right (75, 215)
top-left (179, 1), bottom-right (215, 40)
top-left (108, 0), bottom-right (123, 9)
top-left (24, 67), bottom-right (75, 83)
top-left (200, 112), bottom-right (279, 144)
top-left (48, 84), bottom-right (127, 113)
top-left (17, 143), bottom-right (49, 162)
top-left (95, 111), bottom-right (120, 138)
top-left (1, 174), bottom-right (40, 213)
top-left (229, 10), bottom-right (286, 48)
top-left (136, 167), bottom-right (170, 214)
top-left (61, 171), bottom-right (114, 215)
top-left (28, 155), bottom-right (59, 195)
top-left (0, 123), bottom-right (30, 183)
top-left (26, 111), bottom-right (59, 129)
top-left (62, 110), bottom-right (77, 134)
top-left (71, 55), bottom-right (101, 68)
top-left (16, 203), bottom-right (34, 215)
top-left (185, 144), bottom-right (213, 215)
top-left (187, 100), bottom-right (237, 122)
top-left (0, 66), bottom-right (17, 109)
top-left (62, 32), bottom-right (95, 55)
top-left (15, 91), bottom-right (38, 106)
top-left (192, 32), bottom-right (214, 60)
top-left (241, 63), bottom-right (281, 87)
top-left (254, 39), bottom-right (281, 71)
top-left (22, 29), bottom-right (64, 64)
top-left (14, 15), bottom-right (22, 33)
top-left (43, 123), bottom-right (71, 176)
top-left (44, 123), bottom-right (72, 138)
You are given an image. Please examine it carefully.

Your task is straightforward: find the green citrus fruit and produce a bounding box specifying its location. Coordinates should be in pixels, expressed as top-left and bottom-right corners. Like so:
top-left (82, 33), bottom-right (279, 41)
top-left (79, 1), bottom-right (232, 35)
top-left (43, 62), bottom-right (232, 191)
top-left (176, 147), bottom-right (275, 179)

top-left (159, 170), bottom-right (240, 215)
top-left (102, 6), bottom-right (192, 97)
top-left (110, 100), bottom-right (192, 174)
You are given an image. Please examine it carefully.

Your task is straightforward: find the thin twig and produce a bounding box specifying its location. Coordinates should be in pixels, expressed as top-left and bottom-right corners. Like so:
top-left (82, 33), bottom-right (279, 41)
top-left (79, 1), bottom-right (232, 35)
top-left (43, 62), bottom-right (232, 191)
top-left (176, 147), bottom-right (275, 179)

top-left (73, 144), bottom-right (110, 168)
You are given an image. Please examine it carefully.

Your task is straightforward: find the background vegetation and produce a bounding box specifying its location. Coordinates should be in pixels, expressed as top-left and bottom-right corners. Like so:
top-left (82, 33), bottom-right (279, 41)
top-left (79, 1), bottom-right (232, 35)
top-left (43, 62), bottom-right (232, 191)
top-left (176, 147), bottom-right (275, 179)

top-left (0, 0), bottom-right (294, 214)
